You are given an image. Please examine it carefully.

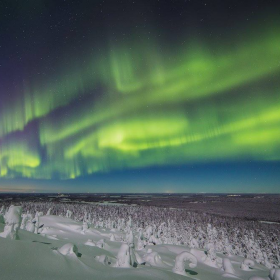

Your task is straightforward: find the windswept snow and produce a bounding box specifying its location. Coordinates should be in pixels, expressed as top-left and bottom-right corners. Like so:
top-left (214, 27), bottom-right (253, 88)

top-left (0, 202), bottom-right (279, 280)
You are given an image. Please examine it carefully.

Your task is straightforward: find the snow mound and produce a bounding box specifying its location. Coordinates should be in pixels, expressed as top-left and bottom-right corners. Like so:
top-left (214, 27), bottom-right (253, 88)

top-left (58, 243), bottom-right (79, 257)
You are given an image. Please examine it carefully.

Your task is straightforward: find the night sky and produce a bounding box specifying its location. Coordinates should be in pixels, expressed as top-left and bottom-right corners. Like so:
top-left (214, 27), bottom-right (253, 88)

top-left (0, 0), bottom-right (280, 193)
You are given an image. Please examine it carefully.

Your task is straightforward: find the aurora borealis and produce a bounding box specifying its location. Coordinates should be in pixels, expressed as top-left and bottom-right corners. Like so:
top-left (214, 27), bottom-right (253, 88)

top-left (0, 0), bottom-right (280, 192)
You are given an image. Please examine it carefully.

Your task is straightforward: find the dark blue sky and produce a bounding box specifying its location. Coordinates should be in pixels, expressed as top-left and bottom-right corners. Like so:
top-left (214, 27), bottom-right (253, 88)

top-left (1, 161), bottom-right (279, 193)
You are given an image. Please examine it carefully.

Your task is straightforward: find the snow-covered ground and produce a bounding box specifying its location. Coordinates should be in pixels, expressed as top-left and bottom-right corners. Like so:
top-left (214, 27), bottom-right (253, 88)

top-left (0, 204), bottom-right (279, 280)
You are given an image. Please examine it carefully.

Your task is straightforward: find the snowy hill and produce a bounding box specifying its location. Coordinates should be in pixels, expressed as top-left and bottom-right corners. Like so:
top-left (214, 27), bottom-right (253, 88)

top-left (0, 213), bottom-right (276, 280)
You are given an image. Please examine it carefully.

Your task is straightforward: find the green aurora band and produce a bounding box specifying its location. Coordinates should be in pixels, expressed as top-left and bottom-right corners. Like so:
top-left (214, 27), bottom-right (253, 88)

top-left (0, 28), bottom-right (280, 179)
